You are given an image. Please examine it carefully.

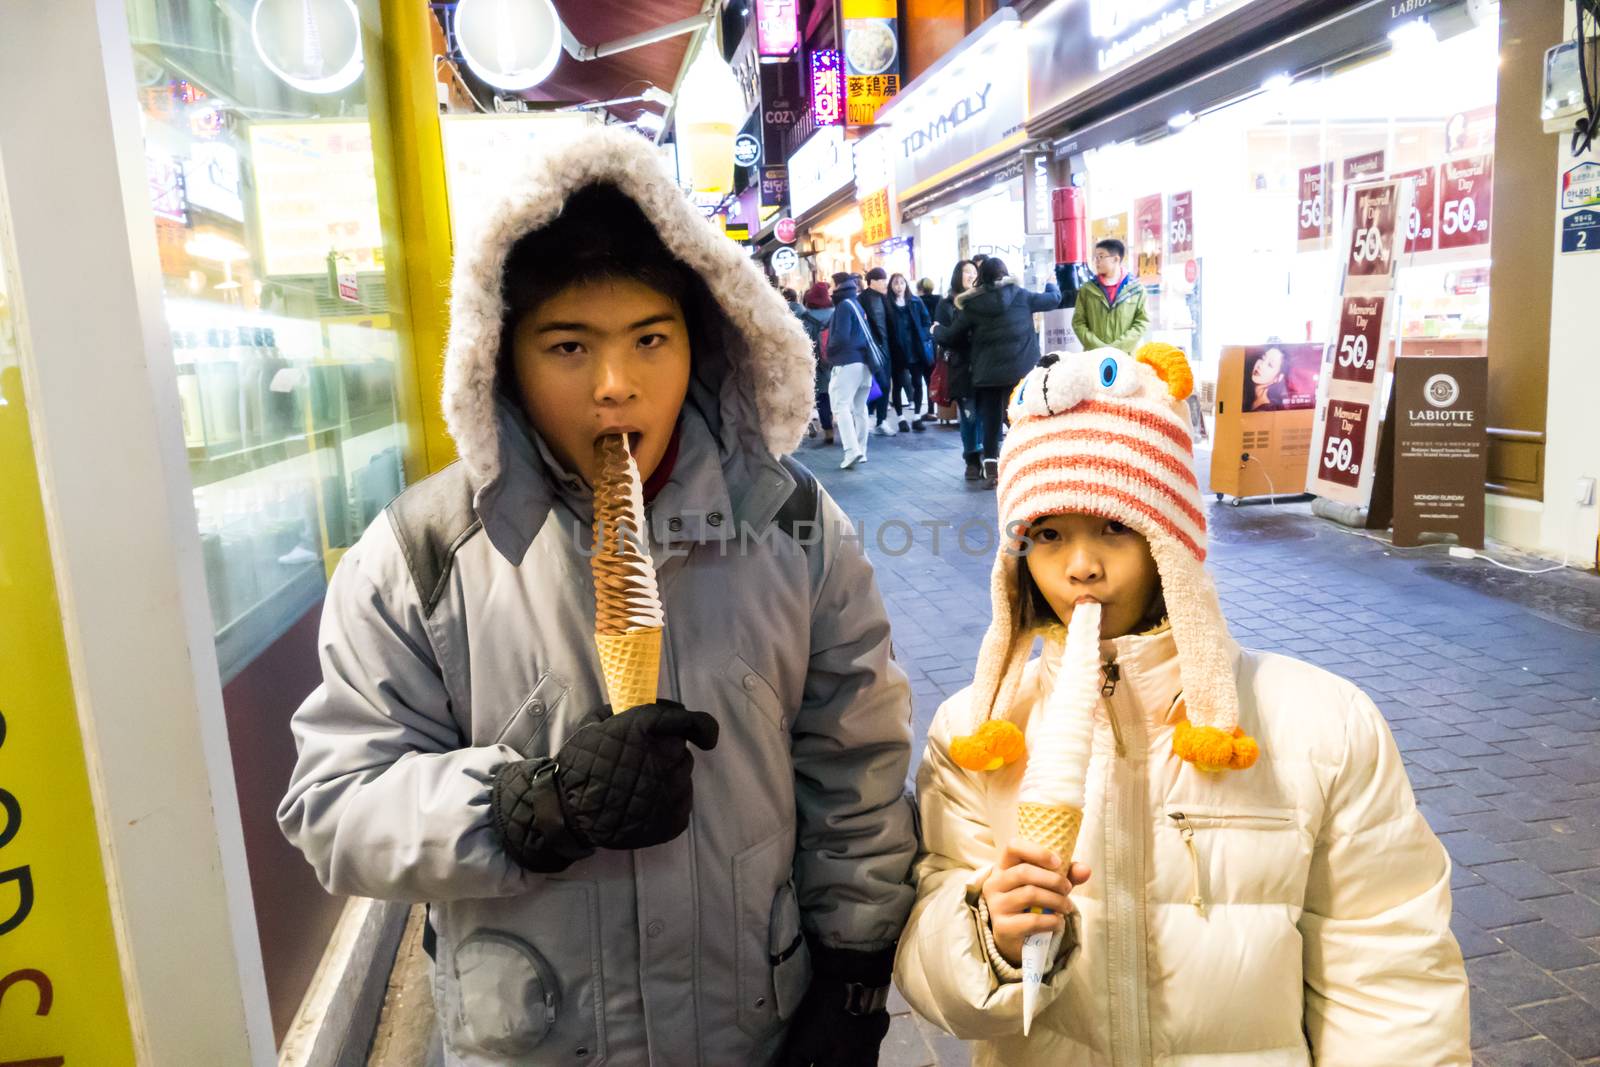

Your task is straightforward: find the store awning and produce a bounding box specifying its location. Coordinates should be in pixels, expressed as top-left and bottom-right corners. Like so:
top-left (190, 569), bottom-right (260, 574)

top-left (450, 0), bottom-right (712, 122)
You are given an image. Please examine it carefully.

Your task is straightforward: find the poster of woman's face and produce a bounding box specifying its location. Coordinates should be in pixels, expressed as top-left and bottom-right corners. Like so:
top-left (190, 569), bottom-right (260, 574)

top-left (1242, 344), bottom-right (1321, 412)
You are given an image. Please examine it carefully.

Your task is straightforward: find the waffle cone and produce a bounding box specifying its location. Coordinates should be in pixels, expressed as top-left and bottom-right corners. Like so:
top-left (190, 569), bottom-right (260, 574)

top-left (597, 628), bottom-right (661, 714)
top-left (1015, 801), bottom-right (1083, 862)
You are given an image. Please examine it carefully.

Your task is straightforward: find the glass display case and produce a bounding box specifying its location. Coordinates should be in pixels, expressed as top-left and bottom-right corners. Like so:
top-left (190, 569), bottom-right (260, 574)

top-left (126, 0), bottom-right (410, 682)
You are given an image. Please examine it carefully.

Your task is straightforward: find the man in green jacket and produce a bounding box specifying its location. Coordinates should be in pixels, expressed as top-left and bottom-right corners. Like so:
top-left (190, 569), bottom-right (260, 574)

top-left (1072, 238), bottom-right (1150, 353)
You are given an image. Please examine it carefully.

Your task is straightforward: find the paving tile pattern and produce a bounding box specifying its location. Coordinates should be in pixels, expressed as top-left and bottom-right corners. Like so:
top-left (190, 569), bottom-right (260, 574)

top-left (797, 425), bottom-right (1600, 1066)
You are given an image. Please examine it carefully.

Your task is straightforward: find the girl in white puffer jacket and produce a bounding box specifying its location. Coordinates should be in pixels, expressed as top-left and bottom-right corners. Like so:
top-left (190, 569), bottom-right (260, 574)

top-left (894, 344), bottom-right (1470, 1066)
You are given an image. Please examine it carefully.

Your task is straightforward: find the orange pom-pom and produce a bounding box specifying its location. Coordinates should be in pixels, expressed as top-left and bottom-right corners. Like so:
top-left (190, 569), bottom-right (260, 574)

top-left (950, 720), bottom-right (1027, 772)
top-left (1172, 718), bottom-right (1259, 773)
top-left (1135, 342), bottom-right (1194, 402)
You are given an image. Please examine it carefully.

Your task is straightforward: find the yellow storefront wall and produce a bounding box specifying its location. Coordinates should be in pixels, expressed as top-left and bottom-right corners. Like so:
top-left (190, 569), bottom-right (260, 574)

top-left (0, 336), bottom-right (138, 1062)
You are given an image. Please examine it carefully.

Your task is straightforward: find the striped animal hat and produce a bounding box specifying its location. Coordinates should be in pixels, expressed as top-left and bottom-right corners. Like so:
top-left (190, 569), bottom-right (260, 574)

top-left (967, 343), bottom-right (1257, 773)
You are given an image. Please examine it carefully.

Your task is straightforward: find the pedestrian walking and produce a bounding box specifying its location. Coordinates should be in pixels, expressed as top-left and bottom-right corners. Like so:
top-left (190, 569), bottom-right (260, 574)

top-left (932, 260), bottom-right (982, 480)
top-left (828, 274), bottom-right (887, 469)
top-left (935, 256), bottom-right (1060, 488)
top-left (859, 268), bottom-right (901, 437)
top-left (894, 344), bottom-right (1469, 1065)
top-left (797, 280), bottom-right (834, 444)
top-left (277, 128), bottom-right (916, 1066)
top-left (887, 272), bottom-right (933, 433)
top-left (917, 277), bottom-right (941, 320)
top-left (1072, 238), bottom-right (1149, 353)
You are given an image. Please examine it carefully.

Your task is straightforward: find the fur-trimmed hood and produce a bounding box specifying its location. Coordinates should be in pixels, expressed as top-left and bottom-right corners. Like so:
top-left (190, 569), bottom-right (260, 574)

top-left (953, 275), bottom-right (1017, 310)
top-left (441, 126), bottom-right (815, 486)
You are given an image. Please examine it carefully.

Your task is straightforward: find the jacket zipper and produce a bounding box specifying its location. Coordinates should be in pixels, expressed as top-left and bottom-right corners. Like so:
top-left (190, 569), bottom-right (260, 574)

top-left (1102, 664), bottom-right (1152, 1066)
top-left (1101, 661), bottom-right (1126, 757)
top-left (1167, 813), bottom-right (1208, 914)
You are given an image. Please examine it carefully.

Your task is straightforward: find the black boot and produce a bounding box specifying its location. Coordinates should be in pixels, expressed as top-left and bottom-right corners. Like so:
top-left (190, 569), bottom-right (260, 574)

top-left (964, 452), bottom-right (982, 481)
top-left (983, 458), bottom-right (999, 489)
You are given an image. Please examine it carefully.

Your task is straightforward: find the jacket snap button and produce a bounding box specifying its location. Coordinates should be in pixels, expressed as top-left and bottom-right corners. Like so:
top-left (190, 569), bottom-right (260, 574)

top-left (708, 512), bottom-right (723, 526)
top-left (743, 674), bottom-right (757, 691)
top-left (668, 517), bottom-right (683, 532)
top-left (646, 920), bottom-right (664, 937)
top-left (529, 700), bottom-right (543, 715)
top-left (755, 997), bottom-right (766, 1008)
top-left (576, 1048), bottom-right (588, 1058)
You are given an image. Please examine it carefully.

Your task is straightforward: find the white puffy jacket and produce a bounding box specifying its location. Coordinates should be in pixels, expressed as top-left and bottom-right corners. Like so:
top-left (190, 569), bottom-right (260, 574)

top-left (894, 626), bottom-right (1470, 1065)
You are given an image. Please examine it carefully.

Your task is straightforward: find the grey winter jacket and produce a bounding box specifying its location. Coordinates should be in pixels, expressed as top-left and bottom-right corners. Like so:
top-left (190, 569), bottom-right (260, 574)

top-left (277, 128), bottom-right (917, 1067)
top-left (936, 277), bottom-right (1061, 390)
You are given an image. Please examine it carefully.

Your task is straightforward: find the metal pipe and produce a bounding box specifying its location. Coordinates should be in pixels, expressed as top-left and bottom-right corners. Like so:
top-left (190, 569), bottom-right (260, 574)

top-left (561, 14), bottom-right (709, 63)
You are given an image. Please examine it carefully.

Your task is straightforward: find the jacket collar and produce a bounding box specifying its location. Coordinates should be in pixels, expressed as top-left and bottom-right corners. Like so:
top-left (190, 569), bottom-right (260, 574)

top-left (475, 398), bottom-right (790, 565)
top-left (953, 275), bottom-right (1017, 310)
top-left (1035, 625), bottom-right (1186, 728)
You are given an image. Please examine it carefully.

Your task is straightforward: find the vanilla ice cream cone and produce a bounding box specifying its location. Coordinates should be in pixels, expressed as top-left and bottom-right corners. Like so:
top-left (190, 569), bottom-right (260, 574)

top-left (1015, 601), bottom-right (1102, 1035)
top-left (592, 434), bottom-right (665, 714)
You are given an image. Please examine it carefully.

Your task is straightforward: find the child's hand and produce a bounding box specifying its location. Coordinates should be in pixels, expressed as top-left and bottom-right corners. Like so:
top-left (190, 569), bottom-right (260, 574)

top-left (981, 842), bottom-right (1091, 967)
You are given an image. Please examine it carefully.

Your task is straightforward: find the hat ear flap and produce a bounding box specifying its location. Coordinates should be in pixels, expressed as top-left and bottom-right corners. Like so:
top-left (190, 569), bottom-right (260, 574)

top-left (1135, 342), bottom-right (1195, 402)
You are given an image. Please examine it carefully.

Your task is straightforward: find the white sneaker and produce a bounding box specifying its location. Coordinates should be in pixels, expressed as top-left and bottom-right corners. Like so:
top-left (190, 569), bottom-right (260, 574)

top-left (874, 421), bottom-right (897, 436)
top-left (840, 451), bottom-right (862, 469)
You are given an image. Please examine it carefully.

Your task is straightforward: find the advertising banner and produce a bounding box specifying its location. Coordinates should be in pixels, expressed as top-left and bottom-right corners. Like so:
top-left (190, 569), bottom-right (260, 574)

top-left (760, 60), bottom-right (804, 161)
top-left (0, 282), bottom-right (139, 1062)
top-left (760, 165), bottom-right (789, 209)
top-left (1306, 177), bottom-right (1414, 506)
top-left (788, 125), bottom-right (852, 218)
top-left (1438, 154), bottom-right (1493, 250)
top-left (1296, 162), bottom-right (1332, 251)
top-left (1390, 356), bottom-right (1487, 548)
top-left (1211, 343), bottom-right (1322, 501)
top-left (1133, 193), bottom-right (1163, 285)
top-left (756, 0), bottom-right (799, 56)
top-left (1341, 149), bottom-right (1385, 183)
top-left (1393, 166), bottom-right (1437, 255)
top-left (1092, 212), bottom-right (1129, 249)
top-left (842, 0), bottom-right (900, 125)
top-left (808, 50), bottom-right (845, 127)
top-left (1167, 191), bottom-right (1193, 257)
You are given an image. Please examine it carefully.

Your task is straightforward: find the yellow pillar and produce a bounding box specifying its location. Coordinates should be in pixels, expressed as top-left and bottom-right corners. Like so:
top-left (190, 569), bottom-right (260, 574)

top-left (361, 0), bottom-right (459, 477)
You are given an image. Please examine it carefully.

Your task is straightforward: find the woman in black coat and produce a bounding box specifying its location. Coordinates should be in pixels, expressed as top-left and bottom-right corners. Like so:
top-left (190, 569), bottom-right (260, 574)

top-left (931, 260), bottom-right (979, 478)
top-left (935, 257), bottom-right (1060, 487)
top-left (886, 273), bottom-right (933, 432)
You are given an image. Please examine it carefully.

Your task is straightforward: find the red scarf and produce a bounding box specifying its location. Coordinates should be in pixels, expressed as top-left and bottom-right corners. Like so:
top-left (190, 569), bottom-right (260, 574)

top-left (642, 423), bottom-right (683, 503)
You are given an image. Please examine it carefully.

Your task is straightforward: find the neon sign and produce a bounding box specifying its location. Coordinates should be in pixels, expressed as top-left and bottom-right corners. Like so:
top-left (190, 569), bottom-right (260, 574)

top-left (757, 0), bottom-right (799, 56)
top-left (809, 50), bottom-right (845, 127)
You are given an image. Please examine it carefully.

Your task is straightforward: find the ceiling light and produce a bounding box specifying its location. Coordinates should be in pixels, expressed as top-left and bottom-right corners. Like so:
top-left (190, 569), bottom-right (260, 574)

top-left (251, 0), bottom-right (364, 95)
top-left (455, 0), bottom-right (565, 92)
top-left (1387, 18), bottom-right (1437, 52)
top-left (634, 111), bottom-right (665, 134)
top-left (1168, 111), bottom-right (1195, 130)
top-left (1262, 73), bottom-right (1293, 93)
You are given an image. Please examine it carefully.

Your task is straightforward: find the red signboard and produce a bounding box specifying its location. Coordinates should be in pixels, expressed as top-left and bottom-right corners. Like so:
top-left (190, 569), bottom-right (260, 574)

top-left (1438, 154), bottom-right (1492, 250)
top-left (1167, 191), bottom-right (1193, 257)
top-left (1297, 162), bottom-right (1332, 245)
top-left (1346, 183), bottom-right (1400, 279)
top-left (1315, 399), bottom-right (1371, 489)
top-left (1342, 150), bottom-right (1386, 182)
top-left (1393, 166), bottom-right (1437, 255)
top-left (756, 0), bottom-right (799, 56)
top-left (1331, 295), bottom-right (1386, 386)
top-left (775, 217), bottom-right (797, 243)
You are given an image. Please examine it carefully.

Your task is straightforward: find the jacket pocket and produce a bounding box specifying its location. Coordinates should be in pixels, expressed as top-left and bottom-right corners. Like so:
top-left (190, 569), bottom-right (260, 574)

top-left (768, 881), bottom-right (812, 1020)
top-left (494, 670), bottom-right (571, 757)
top-left (443, 881), bottom-right (605, 1062)
top-left (1164, 805), bottom-right (1304, 912)
top-left (734, 827), bottom-right (805, 1037)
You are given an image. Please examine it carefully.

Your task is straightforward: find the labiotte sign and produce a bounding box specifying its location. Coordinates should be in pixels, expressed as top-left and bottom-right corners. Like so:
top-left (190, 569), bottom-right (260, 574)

top-left (1029, 0), bottom-right (1248, 122)
top-left (880, 20), bottom-right (1027, 199)
top-left (1391, 356), bottom-right (1487, 548)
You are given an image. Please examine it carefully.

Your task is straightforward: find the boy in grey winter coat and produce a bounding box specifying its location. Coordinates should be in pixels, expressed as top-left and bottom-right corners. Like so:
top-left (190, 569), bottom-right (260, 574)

top-left (277, 128), bottom-right (917, 1066)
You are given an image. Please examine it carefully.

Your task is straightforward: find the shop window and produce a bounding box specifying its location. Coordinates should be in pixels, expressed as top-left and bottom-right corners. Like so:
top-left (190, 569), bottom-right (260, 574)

top-left (125, 0), bottom-right (408, 683)
top-left (1075, 18), bottom-right (1499, 385)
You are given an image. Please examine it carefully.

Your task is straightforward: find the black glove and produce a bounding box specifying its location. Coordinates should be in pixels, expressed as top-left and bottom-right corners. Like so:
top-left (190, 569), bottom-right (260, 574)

top-left (491, 701), bottom-right (719, 873)
top-left (778, 940), bottom-right (896, 1067)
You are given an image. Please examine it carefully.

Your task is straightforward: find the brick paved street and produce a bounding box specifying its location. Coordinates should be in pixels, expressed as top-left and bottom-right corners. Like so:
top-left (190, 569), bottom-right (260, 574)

top-left (798, 420), bottom-right (1600, 1066)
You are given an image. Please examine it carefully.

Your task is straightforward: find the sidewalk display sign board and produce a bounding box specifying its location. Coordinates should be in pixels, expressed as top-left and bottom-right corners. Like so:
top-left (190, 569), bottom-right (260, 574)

top-left (1390, 355), bottom-right (1487, 548)
top-left (1210, 343), bottom-right (1323, 501)
top-left (1306, 177), bottom-right (1414, 506)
